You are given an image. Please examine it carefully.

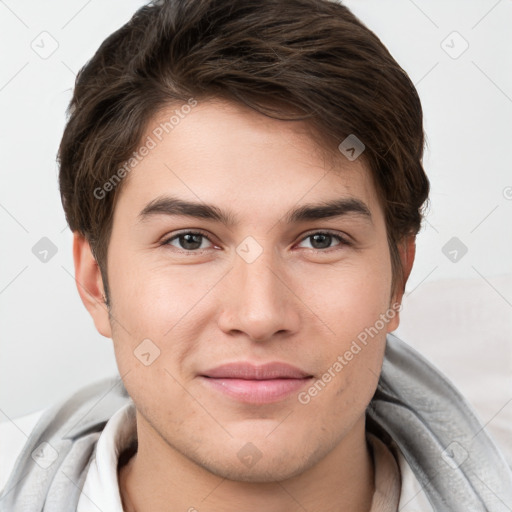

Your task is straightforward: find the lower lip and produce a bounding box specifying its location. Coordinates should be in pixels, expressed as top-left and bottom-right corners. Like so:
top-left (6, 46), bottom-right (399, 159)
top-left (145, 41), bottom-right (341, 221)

top-left (199, 376), bottom-right (313, 404)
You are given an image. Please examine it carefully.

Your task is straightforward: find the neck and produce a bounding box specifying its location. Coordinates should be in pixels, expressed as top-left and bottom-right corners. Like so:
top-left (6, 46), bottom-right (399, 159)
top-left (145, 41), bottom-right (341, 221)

top-left (118, 413), bottom-right (375, 512)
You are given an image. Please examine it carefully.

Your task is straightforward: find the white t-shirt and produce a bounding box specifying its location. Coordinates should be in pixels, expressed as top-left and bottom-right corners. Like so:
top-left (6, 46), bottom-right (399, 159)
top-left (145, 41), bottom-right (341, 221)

top-left (0, 404), bottom-right (434, 511)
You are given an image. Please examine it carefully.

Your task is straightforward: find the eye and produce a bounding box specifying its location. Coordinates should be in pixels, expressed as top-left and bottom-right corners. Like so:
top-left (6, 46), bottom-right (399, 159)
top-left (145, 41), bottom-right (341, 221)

top-left (161, 230), bottom-right (350, 254)
top-left (162, 231), bottom-right (215, 252)
top-left (296, 231), bottom-right (349, 251)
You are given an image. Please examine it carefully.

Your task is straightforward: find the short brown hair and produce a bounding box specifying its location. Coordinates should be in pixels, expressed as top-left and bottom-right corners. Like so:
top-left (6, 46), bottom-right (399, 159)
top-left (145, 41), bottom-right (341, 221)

top-left (58, 0), bottom-right (429, 305)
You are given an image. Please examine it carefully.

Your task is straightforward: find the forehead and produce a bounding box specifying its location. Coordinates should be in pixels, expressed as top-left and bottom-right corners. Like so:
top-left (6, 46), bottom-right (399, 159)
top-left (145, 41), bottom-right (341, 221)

top-left (114, 98), bottom-right (382, 226)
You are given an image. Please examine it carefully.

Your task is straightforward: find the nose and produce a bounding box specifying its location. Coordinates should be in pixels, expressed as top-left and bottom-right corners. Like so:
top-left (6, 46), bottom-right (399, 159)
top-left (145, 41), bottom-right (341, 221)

top-left (217, 242), bottom-right (301, 343)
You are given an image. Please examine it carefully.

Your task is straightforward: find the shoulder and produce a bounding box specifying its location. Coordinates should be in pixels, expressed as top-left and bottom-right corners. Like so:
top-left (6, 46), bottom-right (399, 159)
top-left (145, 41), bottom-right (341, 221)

top-left (395, 449), bottom-right (435, 512)
top-left (0, 375), bottom-right (130, 506)
top-left (369, 333), bottom-right (512, 509)
top-left (0, 408), bottom-right (47, 494)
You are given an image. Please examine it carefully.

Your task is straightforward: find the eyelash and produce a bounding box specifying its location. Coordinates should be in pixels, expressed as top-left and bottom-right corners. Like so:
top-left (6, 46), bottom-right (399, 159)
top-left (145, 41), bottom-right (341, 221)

top-left (160, 229), bottom-right (351, 254)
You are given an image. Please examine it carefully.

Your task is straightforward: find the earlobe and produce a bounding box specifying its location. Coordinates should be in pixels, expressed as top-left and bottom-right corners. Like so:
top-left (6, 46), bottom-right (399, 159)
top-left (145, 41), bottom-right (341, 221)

top-left (387, 236), bottom-right (416, 333)
top-left (73, 233), bottom-right (112, 338)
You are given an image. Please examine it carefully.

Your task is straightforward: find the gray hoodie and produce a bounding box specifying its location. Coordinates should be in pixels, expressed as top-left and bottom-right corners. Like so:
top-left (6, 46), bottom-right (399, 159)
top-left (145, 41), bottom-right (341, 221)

top-left (1, 333), bottom-right (511, 511)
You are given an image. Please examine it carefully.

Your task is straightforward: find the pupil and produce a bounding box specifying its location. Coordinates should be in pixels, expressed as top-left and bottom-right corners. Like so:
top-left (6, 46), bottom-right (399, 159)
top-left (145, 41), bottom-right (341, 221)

top-left (312, 234), bottom-right (330, 249)
top-left (181, 234), bottom-right (202, 250)
top-left (178, 234), bottom-right (332, 251)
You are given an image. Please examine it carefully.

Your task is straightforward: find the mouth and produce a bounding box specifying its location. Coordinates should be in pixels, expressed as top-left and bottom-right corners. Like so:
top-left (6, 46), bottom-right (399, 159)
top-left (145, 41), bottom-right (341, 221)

top-left (199, 361), bottom-right (314, 404)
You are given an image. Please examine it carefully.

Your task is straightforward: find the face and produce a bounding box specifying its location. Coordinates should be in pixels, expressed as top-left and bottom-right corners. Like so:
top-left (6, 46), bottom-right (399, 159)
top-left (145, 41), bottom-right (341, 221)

top-left (81, 98), bottom-right (407, 482)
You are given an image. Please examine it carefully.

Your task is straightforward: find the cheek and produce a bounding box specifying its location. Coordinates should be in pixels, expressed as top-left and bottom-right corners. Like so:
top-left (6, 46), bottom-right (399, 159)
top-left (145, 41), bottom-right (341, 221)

top-left (309, 247), bottom-right (393, 397)
top-left (108, 251), bottom-right (212, 334)
top-left (107, 255), bottom-right (222, 390)
top-left (298, 281), bottom-right (390, 438)
top-left (323, 248), bottom-right (393, 338)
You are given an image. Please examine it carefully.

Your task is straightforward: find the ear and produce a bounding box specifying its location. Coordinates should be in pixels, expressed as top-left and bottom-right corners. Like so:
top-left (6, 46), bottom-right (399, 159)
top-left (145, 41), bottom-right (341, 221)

top-left (387, 235), bottom-right (416, 332)
top-left (73, 232), bottom-right (112, 338)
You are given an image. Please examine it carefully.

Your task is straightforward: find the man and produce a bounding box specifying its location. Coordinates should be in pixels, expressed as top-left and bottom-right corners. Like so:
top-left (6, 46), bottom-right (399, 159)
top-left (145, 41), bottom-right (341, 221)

top-left (1, 0), bottom-right (511, 510)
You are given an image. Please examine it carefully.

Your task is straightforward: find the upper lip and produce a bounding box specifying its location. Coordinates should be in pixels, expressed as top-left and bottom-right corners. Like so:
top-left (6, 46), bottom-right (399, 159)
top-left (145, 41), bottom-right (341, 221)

top-left (201, 362), bottom-right (312, 380)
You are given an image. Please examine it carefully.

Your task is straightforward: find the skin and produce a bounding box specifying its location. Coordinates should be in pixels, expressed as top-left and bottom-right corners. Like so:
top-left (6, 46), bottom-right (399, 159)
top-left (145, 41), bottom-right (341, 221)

top-left (74, 98), bottom-right (415, 512)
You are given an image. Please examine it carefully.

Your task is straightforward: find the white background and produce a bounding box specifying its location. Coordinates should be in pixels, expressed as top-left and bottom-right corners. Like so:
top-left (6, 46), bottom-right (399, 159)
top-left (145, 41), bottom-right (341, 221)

top-left (0, 0), bottom-right (511, 421)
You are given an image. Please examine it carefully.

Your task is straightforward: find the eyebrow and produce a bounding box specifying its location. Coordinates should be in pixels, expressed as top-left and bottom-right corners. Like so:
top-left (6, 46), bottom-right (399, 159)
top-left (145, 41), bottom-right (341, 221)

top-left (137, 195), bottom-right (372, 226)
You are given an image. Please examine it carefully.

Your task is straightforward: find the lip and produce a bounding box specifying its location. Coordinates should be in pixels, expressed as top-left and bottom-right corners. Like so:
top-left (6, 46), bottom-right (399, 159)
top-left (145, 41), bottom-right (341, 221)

top-left (199, 362), bottom-right (313, 404)
top-left (201, 362), bottom-right (312, 380)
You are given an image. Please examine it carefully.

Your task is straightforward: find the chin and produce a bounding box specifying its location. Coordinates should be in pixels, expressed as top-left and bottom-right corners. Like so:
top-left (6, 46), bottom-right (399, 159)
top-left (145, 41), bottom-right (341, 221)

top-left (203, 460), bottom-right (309, 483)
top-left (193, 444), bottom-right (322, 484)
